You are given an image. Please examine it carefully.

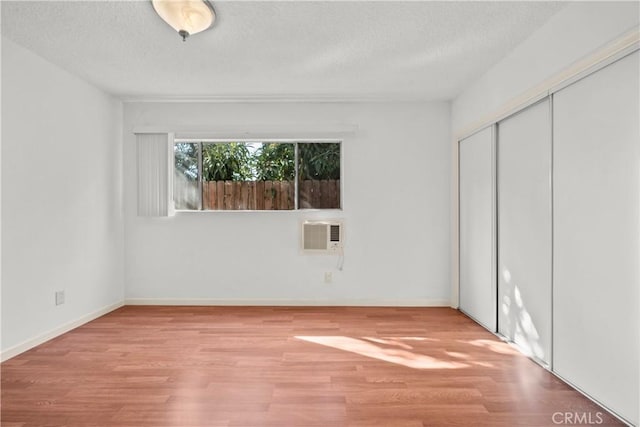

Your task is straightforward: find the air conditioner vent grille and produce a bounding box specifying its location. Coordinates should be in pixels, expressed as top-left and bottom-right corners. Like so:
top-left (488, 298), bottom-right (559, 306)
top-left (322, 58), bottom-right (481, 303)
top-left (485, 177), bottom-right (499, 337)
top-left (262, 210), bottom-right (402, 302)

top-left (329, 224), bottom-right (340, 242)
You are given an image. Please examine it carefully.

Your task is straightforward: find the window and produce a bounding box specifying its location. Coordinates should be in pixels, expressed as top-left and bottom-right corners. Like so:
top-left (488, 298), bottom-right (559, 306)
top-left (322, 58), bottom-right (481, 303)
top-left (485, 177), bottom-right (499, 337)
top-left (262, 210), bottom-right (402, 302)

top-left (173, 141), bottom-right (341, 211)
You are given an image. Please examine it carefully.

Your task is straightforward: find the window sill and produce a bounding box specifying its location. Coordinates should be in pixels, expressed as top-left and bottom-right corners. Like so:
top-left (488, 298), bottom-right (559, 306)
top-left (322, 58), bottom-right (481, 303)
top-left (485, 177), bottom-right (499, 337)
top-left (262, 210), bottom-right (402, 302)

top-left (172, 208), bottom-right (343, 214)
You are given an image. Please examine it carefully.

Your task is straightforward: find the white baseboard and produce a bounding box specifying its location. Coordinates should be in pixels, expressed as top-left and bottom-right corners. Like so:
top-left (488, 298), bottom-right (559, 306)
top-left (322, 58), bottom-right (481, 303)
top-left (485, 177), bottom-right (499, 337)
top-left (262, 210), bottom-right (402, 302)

top-left (124, 298), bottom-right (451, 307)
top-left (1, 299), bottom-right (450, 361)
top-left (1, 300), bottom-right (124, 362)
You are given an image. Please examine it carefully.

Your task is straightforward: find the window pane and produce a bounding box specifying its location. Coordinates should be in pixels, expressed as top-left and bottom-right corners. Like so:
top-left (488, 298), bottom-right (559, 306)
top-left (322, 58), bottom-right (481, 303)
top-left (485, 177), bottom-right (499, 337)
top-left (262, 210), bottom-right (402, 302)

top-left (174, 141), bottom-right (340, 211)
top-left (298, 143), bottom-right (341, 209)
top-left (173, 142), bottom-right (199, 210)
top-left (201, 142), bottom-right (295, 210)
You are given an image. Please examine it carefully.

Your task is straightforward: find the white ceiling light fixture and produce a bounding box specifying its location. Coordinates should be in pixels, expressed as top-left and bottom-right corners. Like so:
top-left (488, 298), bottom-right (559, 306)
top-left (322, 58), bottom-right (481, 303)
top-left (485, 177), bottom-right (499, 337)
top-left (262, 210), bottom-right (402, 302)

top-left (152, 0), bottom-right (216, 42)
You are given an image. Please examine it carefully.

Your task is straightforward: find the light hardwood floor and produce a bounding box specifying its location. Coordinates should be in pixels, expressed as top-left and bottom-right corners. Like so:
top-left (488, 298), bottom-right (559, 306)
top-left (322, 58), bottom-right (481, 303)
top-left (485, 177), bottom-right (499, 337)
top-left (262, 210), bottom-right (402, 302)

top-left (1, 306), bottom-right (623, 426)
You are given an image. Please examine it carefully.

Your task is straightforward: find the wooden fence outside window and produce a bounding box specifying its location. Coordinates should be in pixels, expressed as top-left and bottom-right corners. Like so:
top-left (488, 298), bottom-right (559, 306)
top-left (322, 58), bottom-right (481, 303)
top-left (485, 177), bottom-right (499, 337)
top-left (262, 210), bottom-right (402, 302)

top-left (201, 180), bottom-right (340, 210)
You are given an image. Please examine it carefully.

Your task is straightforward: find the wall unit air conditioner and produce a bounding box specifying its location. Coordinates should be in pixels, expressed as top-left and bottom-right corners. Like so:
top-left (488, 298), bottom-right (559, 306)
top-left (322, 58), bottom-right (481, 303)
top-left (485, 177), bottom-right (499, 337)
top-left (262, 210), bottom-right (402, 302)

top-left (301, 220), bottom-right (343, 254)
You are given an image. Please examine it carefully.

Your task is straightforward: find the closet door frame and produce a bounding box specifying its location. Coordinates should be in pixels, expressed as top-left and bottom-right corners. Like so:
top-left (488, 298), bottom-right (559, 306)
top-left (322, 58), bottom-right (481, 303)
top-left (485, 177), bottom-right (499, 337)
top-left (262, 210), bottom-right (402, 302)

top-left (454, 45), bottom-right (639, 426)
top-left (454, 37), bottom-right (638, 327)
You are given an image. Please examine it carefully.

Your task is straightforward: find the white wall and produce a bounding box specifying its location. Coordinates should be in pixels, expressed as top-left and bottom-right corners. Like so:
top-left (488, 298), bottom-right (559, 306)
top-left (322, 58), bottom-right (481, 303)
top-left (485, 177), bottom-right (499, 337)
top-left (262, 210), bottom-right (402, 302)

top-left (452, 1), bottom-right (640, 133)
top-left (123, 101), bottom-right (451, 305)
top-left (1, 38), bottom-right (124, 358)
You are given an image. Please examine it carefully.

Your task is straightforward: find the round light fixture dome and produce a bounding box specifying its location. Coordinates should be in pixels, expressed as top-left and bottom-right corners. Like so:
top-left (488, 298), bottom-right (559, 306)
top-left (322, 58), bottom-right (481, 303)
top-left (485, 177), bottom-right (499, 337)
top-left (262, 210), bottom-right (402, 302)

top-left (152, 0), bottom-right (216, 41)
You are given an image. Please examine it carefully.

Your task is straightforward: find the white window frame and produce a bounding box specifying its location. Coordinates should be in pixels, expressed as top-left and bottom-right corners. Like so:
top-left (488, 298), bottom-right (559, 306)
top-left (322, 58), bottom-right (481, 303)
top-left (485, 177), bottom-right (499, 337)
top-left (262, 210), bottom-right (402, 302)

top-left (172, 138), bottom-right (343, 212)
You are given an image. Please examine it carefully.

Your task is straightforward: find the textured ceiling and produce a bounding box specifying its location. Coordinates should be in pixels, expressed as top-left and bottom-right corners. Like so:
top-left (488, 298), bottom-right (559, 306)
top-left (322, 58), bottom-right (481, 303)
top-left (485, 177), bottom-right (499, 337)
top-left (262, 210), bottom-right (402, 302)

top-left (1, 1), bottom-right (565, 100)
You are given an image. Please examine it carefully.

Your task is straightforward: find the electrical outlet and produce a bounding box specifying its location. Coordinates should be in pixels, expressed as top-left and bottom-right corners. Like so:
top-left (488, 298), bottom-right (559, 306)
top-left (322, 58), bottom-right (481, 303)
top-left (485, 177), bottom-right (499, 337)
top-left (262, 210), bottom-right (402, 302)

top-left (55, 290), bottom-right (65, 306)
top-left (324, 272), bottom-right (332, 284)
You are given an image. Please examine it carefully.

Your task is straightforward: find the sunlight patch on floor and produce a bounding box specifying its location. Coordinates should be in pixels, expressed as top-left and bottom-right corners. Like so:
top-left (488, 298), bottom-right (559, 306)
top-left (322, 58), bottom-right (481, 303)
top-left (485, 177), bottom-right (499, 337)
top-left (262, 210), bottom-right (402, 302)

top-left (295, 336), bottom-right (468, 370)
top-left (462, 339), bottom-right (521, 355)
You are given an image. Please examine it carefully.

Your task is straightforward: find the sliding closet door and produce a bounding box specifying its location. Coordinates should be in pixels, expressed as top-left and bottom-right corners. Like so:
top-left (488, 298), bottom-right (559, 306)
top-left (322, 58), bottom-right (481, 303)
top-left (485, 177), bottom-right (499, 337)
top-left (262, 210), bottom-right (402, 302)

top-left (554, 51), bottom-right (639, 425)
top-left (459, 127), bottom-right (496, 331)
top-left (497, 99), bottom-right (552, 366)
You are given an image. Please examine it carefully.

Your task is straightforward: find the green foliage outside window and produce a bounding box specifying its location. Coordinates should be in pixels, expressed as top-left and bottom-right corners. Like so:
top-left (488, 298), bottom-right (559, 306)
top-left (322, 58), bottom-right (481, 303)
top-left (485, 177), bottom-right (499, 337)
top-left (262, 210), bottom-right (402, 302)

top-left (202, 143), bottom-right (253, 181)
top-left (254, 143), bottom-right (295, 181)
top-left (298, 143), bottom-right (340, 180)
top-left (176, 141), bottom-right (340, 182)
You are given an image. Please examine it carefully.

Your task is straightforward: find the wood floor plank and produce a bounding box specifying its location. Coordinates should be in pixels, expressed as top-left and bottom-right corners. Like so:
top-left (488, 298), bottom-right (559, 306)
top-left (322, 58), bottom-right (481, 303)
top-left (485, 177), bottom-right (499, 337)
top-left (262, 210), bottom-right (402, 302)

top-left (0, 306), bottom-right (624, 426)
